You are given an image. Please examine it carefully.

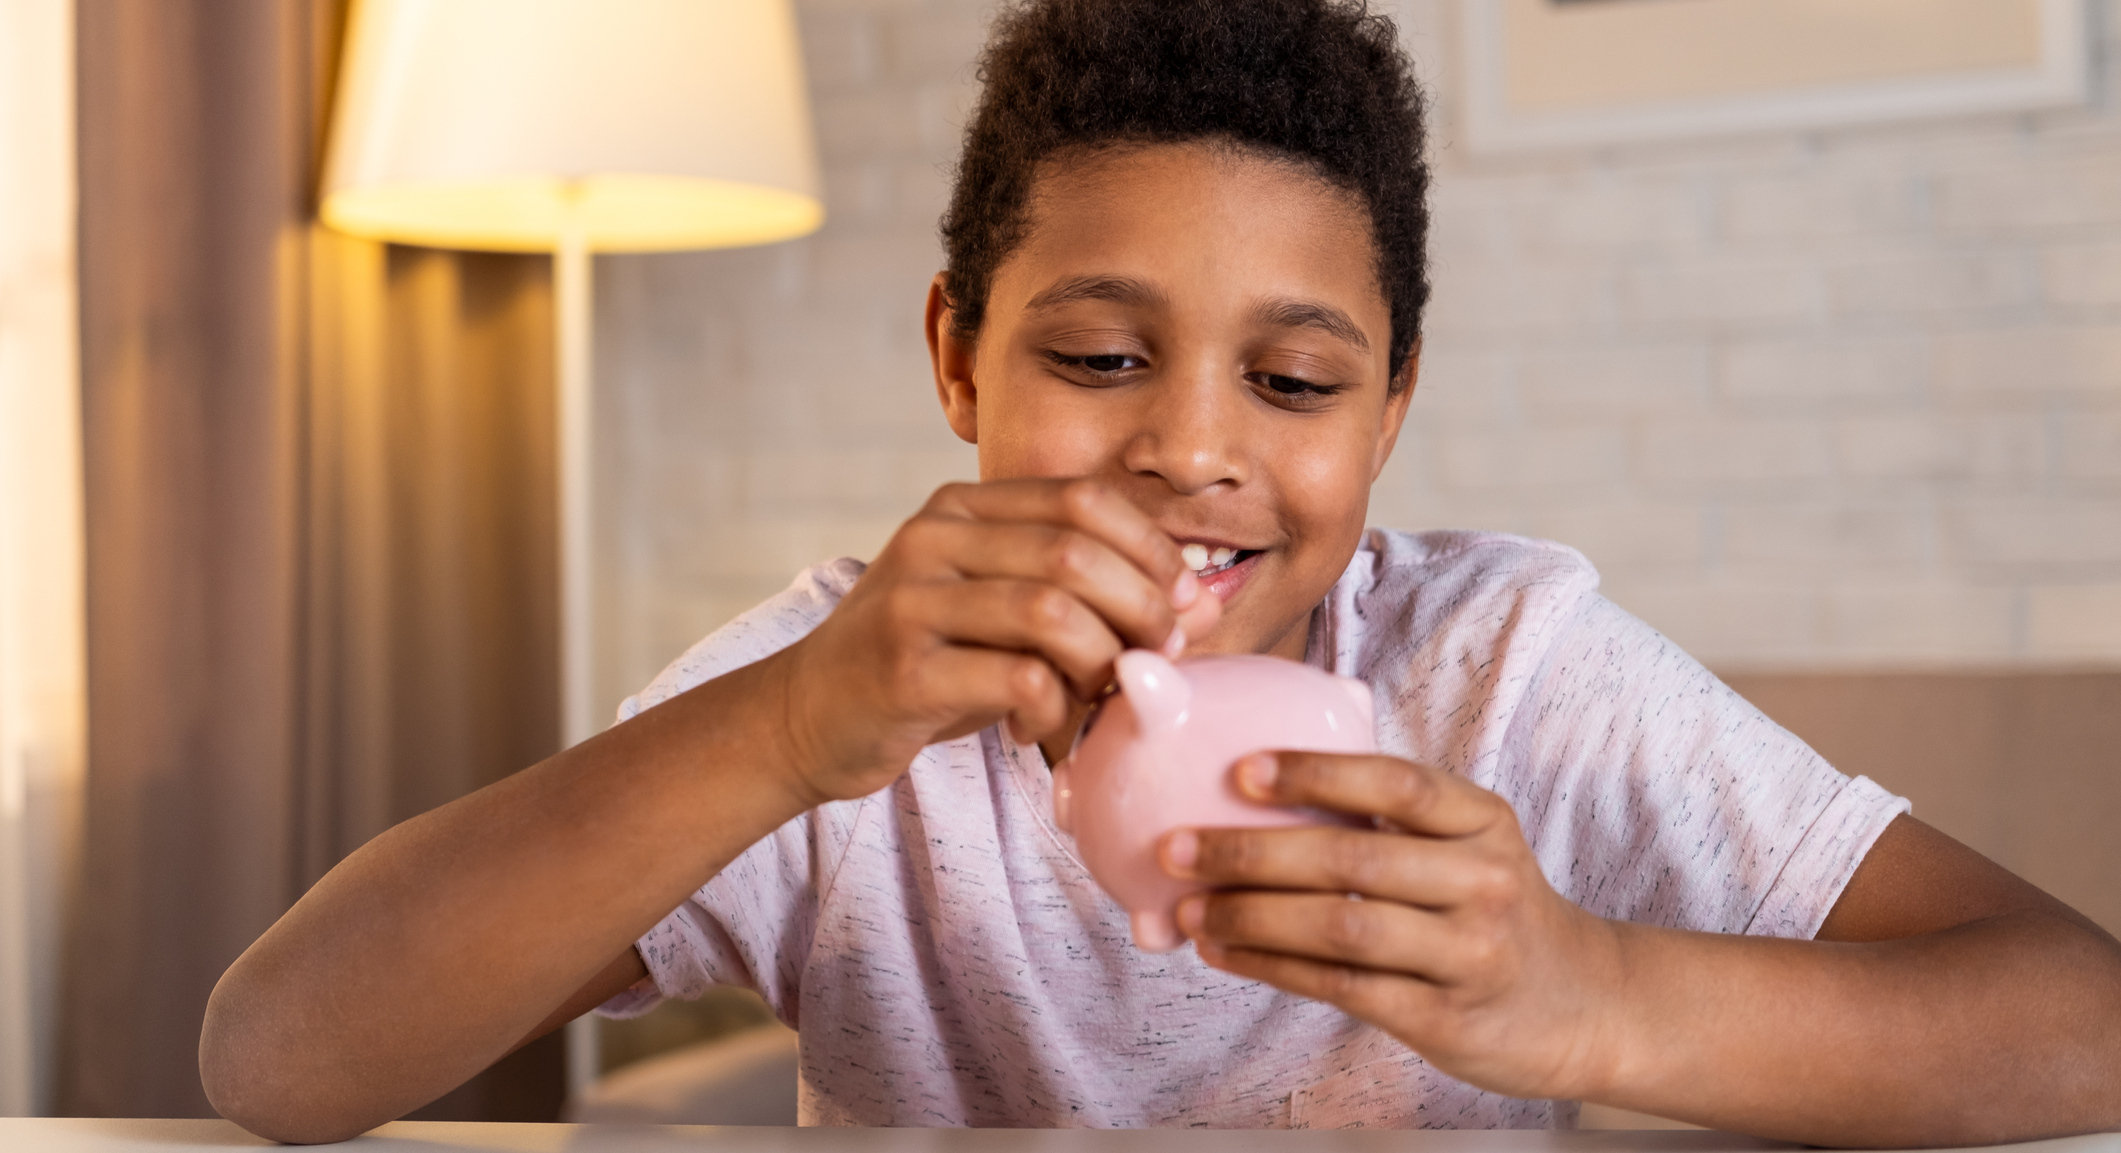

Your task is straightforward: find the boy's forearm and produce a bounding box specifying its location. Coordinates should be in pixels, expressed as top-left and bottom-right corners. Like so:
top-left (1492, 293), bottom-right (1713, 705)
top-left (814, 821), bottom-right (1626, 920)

top-left (1596, 909), bottom-right (2121, 1147)
top-left (200, 650), bottom-right (817, 1144)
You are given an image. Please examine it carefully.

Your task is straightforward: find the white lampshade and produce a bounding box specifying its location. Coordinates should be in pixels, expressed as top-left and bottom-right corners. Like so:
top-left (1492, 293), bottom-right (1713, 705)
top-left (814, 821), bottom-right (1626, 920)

top-left (320, 0), bottom-right (824, 253)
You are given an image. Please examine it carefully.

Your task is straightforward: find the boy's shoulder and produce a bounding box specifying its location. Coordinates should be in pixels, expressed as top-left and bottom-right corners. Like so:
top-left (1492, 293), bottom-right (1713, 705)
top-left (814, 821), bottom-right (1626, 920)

top-left (1331, 528), bottom-right (1603, 669)
top-left (1347, 527), bottom-right (1600, 603)
top-left (619, 557), bottom-right (868, 721)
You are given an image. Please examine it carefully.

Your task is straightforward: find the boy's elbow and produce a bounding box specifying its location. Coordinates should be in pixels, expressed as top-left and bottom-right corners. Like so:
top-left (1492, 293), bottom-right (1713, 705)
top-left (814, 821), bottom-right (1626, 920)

top-left (2039, 910), bottom-right (2121, 1138)
top-left (201, 1063), bottom-right (364, 1145)
top-left (199, 969), bottom-right (379, 1145)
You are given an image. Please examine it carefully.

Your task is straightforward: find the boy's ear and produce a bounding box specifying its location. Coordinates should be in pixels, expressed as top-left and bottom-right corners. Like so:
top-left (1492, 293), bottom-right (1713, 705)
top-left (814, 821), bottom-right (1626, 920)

top-left (1371, 340), bottom-right (1419, 481)
top-left (925, 273), bottom-right (980, 445)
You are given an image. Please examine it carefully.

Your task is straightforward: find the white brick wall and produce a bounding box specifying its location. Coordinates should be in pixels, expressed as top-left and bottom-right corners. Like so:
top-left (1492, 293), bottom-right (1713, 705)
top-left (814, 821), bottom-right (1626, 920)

top-left (1376, 0), bottom-right (2121, 670)
top-left (594, 0), bottom-right (2121, 712)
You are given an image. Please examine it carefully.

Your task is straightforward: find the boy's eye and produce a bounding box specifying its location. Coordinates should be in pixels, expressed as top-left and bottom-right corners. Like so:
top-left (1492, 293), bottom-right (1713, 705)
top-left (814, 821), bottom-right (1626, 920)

top-left (1248, 372), bottom-right (1346, 405)
top-left (1046, 351), bottom-right (1145, 376)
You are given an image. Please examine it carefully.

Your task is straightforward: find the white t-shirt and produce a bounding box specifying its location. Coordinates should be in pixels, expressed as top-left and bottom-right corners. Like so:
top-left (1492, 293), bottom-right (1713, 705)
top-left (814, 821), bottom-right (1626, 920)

top-left (600, 529), bottom-right (1908, 1129)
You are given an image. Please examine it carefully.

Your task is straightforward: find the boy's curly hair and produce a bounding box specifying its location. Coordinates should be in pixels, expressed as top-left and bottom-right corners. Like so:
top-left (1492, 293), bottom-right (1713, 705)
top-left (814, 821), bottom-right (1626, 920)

top-left (940, 0), bottom-right (1430, 388)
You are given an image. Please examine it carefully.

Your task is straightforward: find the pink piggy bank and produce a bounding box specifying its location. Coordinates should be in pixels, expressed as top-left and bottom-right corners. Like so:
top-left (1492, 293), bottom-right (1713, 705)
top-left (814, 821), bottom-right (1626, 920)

top-left (1051, 649), bottom-right (1377, 953)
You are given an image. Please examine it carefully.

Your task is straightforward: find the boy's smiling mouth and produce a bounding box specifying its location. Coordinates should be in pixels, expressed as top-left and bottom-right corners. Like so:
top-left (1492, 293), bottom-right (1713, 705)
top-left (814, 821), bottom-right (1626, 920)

top-left (1177, 541), bottom-right (1266, 607)
top-left (1178, 541), bottom-right (1259, 577)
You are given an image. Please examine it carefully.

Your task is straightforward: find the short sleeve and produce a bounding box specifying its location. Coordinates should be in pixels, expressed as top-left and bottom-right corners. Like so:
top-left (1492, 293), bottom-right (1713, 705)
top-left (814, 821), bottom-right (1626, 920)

top-left (593, 559), bottom-right (871, 1027)
top-left (1498, 595), bottom-right (1910, 939)
top-left (619, 800), bottom-right (869, 1030)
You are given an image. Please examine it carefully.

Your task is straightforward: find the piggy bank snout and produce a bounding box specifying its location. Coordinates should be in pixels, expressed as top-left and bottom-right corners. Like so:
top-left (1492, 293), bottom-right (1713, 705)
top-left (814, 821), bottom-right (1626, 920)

top-left (1130, 910), bottom-right (1184, 953)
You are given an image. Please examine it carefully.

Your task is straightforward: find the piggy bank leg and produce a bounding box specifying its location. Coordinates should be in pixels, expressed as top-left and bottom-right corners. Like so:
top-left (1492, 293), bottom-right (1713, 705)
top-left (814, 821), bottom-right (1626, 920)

top-left (1050, 761), bottom-right (1073, 834)
top-left (1130, 909), bottom-right (1184, 953)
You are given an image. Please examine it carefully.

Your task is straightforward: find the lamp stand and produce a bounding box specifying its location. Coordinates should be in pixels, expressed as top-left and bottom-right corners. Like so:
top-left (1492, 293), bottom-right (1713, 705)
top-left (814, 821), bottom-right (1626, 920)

top-left (555, 202), bottom-right (603, 1105)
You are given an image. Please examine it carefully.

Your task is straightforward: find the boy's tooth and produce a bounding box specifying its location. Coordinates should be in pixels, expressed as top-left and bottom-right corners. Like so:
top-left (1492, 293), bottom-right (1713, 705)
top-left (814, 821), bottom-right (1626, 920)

top-left (1209, 547), bottom-right (1234, 567)
top-left (1181, 543), bottom-right (1209, 570)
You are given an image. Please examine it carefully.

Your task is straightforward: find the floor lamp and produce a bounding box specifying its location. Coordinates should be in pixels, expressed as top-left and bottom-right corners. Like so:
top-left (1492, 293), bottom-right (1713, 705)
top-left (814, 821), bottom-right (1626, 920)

top-left (318, 0), bottom-right (823, 1103)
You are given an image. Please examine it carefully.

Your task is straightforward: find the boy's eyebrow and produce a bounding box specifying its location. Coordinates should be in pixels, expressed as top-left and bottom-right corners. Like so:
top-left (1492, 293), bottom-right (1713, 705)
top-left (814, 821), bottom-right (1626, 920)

top-left (1023, 275), bottom-right (1167, 314)
top-left (1022, 277), bottom-right (1371, 355)
top-left (1253, 297), bottom-right (1371, 355)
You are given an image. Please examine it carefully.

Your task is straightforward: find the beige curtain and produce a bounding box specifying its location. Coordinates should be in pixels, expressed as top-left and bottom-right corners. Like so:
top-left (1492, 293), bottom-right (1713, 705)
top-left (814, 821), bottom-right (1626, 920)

top-left (70, 0), bottom-right (564, 1120)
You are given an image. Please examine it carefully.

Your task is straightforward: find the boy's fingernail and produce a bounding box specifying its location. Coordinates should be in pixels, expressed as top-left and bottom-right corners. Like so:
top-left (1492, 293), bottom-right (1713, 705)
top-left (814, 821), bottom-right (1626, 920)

top-left (1237, 753), bottom-right (1278, 797)
top-left (1176, 894), bottom-right (1206, 935)
top-left (1162, 625), bottom-right (1187, 659)
top-left (1171, 569), bottom-right (1200, 609)
top-left (1163, 829), bottom-right (1199, 875)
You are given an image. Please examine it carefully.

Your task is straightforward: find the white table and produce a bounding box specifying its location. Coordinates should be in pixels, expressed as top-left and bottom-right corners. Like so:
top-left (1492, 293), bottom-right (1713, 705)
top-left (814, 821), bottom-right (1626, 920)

top-left (2, 1119), bottom-right (2116, 1153)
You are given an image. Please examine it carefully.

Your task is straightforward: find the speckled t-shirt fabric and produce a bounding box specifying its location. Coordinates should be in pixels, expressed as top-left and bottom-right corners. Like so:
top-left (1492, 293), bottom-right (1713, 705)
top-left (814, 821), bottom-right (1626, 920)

top-left (598, 529), bottom-right (1909, 1129)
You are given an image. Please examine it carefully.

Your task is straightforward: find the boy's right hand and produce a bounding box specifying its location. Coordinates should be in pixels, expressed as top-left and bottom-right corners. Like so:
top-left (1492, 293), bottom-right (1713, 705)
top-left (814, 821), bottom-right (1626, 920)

top-left (768, 478), bottom-right (1220, 806)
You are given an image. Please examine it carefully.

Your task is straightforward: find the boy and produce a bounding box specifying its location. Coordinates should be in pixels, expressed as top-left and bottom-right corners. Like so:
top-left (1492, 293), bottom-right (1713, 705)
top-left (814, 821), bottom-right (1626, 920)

top-left (202, 0), bottom-right (2121, 1143)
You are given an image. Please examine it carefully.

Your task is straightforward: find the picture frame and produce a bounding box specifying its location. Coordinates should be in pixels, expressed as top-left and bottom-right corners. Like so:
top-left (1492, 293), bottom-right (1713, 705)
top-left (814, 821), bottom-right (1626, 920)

top-left (1459, 0), bottom-right (2091, 153)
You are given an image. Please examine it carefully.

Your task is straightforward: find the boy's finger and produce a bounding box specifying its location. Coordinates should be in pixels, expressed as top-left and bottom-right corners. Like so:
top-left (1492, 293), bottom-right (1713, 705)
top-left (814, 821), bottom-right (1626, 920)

top-left (1172, 583), bottom-right (1223, 643)
top-left (917, 645), bottom-right (1072, 744)
top-left (1180, 889), bottom-right (1454, 977)
top-left (914, 518), bottom-right (1181, 653)
top-left (1190, 935), bottom-right (1444, 1030)
top-left (1162, 825), bottom-right (1486, 909)
top-left (908, 579), bottom-right (1124, 700)
top-left (926, 479), bottom-right (1195, 608)
top-left (1235, 751), bottom-right (1506, 839)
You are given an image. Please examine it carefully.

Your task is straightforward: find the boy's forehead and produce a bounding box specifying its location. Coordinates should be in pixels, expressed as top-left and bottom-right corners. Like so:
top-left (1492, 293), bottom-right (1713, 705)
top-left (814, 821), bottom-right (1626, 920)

top-left (1001, 143), bottom-right (1388, 328)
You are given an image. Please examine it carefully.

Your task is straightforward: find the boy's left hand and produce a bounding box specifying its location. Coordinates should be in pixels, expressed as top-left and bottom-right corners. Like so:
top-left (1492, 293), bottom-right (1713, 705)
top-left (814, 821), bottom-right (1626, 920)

top-left (1159, 750), bottom-right (1623, 1103)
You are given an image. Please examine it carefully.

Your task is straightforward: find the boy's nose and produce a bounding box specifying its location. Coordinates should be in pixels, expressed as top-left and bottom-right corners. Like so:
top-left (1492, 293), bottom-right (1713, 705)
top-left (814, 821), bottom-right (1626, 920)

top-left (1119, 361), bottom-right (1249, 496)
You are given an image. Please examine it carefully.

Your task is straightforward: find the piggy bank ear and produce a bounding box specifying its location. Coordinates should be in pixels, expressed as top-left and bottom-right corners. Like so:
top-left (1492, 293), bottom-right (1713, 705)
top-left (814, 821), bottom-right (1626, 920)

top-left (1336, 675), bottom-right (1375, 732)
top-left (1115, 650), bottom-right (1191, 733)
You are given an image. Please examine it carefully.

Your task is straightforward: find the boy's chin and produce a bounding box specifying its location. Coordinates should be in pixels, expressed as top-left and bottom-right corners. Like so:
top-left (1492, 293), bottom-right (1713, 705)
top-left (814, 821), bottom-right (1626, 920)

top-left (1183, 554), bottom-right (1315, 660)
top-left (1185, 610), bottom-right (1309, 662)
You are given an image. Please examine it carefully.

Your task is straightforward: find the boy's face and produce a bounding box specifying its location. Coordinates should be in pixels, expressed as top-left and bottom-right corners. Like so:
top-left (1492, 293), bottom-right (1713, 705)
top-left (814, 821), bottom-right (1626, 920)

top-left (927, 142), bottom-right (1415, 660)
